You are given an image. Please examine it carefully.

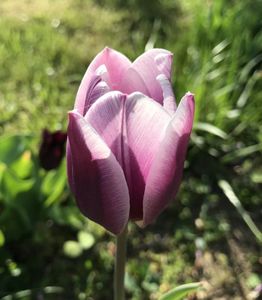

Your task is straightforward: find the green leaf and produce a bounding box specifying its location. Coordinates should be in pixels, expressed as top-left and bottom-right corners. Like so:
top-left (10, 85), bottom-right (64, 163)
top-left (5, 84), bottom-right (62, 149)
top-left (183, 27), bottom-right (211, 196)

top-left (10, 150), bottom-right (33, 179)
top-left (251, 171), bottom-right (262, 183)
top-left (49, 205), bottom-right (84, 229)
top-left (237, 72), bottom-right (259, 108)
top-left (159, 282), bottom-right (202, 300)
top-left (0, 229), bottom-right (5, 247)
top-left (1, 168), bottom-right (34, 200)
top-left (218, 180), bottom-right (262, 243)
top-left (222, 144), bottom-right (262, 162)
top-left (63, 241), bottom-right (83, 258)
top-left (42, 160), bottom-right (67, 206)
top-left (212, 39), bottom-right (229, 55)
top-left (0, 162), bottom-right (6, 189)
top-left (0, 135), bottom-right (29, 165)
top-left (77, 231), bottom-right (95, 250)
top-left (194, 122), bottom-right (228, 139)
top-left (247, 273), bottom-right (261, 289)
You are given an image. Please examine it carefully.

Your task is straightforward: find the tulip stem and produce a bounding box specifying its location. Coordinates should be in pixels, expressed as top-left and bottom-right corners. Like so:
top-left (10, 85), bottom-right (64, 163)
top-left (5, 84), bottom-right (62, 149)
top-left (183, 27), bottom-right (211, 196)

top-left (114, 225), bottom-right (128, 300)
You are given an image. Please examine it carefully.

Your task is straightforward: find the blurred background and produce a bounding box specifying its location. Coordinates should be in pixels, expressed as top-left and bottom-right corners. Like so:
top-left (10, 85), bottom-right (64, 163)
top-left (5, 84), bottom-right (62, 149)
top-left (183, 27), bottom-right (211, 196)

top-left (0, 0), bottom-right (261, 299)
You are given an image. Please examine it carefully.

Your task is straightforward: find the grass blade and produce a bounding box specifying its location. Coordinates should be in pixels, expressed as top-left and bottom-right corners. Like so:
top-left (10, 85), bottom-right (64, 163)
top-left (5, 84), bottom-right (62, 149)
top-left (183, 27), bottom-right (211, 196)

top-left (194, 122), bottom-right (228, 139)
top-left (218, 180), bottom-right (262, 243)
top-left (159, 282), bottom-right (202, 300)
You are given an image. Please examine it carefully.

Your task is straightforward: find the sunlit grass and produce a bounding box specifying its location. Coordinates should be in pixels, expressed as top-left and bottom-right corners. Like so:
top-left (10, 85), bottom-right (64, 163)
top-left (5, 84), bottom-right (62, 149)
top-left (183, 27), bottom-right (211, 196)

top-left (0, 0), bottom-right (129, 134)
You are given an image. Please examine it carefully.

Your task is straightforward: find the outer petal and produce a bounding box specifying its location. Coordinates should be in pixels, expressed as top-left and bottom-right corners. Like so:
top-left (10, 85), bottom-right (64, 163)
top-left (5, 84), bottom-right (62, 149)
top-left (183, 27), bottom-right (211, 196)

top-left (85, 91), bottom-right (172, 220)
top-left (67, 110), bottom-right (130, 234)
top-left (143, 93), bottom-right (195, 226)
top-left (66, 141), bottom-right (74, 194)
top-left (125, 93), bottom-right (172, 219)
top-left (120, 49), bottom-right (173, 103)
top-left (75, 47), bottom-right (131, 114)
top-left (84, 91), bottom-right (127, 166)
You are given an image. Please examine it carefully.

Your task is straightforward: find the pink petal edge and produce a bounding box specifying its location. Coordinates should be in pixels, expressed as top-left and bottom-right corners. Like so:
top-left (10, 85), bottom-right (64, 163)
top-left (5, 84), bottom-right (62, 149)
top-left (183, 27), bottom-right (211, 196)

top-left (142, 92), bottom-right (195, 226)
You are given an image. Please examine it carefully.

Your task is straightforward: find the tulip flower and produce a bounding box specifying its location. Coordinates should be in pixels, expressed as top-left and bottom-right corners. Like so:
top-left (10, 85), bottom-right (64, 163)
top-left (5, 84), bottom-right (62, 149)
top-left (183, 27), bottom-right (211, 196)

top-left (39, 129), bottom-right (67, 170)
top-left (67, 47), bottom-right (194, 235)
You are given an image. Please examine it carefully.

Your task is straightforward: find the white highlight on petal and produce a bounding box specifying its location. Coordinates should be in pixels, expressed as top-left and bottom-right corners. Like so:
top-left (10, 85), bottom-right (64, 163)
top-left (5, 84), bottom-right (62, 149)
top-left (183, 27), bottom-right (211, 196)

top-left (155, 53), bottom-right (173, 78)
top-left (157, 74), bottom-right (177, 114)
top-left (95, 64), bottom-right (109, 83)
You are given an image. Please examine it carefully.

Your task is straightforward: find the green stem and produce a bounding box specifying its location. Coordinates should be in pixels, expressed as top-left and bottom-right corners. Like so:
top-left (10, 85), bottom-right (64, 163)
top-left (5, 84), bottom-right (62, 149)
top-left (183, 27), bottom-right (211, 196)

top-left (114, 225), bottom-right (128, 300)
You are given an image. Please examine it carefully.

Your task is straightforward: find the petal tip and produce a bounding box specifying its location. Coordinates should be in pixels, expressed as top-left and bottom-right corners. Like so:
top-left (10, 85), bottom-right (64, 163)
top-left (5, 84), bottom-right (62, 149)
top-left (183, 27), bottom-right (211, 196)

top-left (154, 51), bottom-right (173, 62)
top-left (68, 109), bottom-right (81, 120)
top-left (184, 92), bottom-right (195, 114)
top-left (103, 46), bottom-right (112, 52)
top-left (102, 46), bottom-right (120, 56)
top-left (99, 47), bottom-right (114, 59)
top-left (156, 73), bottom-right (167, 81)
top-left (186, 91), bottom-right (195, 97)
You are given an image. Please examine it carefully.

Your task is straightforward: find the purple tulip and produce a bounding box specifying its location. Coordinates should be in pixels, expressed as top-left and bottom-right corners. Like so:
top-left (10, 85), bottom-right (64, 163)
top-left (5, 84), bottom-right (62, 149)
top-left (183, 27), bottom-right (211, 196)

top-left (67, 48), bottom-right (194, 234)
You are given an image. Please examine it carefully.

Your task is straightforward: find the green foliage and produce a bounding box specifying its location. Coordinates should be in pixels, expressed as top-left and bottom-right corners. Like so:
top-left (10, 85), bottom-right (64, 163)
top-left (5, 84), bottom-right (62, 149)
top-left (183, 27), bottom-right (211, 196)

top-left (218, 180), bottom-right (262, 243)
top-left (159, 282), bottom-right (202, 300)
top-left (0, 135), bottom-right (30, 165)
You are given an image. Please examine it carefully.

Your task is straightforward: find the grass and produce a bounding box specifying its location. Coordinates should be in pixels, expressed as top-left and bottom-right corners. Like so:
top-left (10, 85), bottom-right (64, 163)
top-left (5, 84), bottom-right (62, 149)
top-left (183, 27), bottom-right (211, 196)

top-left (0, 0), bottom-right (261, 299)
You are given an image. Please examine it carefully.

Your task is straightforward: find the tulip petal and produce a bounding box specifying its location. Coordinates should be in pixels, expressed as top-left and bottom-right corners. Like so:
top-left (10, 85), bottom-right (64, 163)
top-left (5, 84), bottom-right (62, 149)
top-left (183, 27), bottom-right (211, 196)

top-left (119, 68), bottom-right (151, 100)
top-left (143, 93), bottom-right (195, 226)
top-left (87, 80), bottom-right (110, 113)
top-left (66, 141), bottom-right (74, 194)
top-left (120, 49), bottom-right (173, 103)
top-left (75, 47), bottom-right (131, 114)
top-left (85, 91), bottom-right (172, 220)
top-left (67, 110), bottom-right (130, 234)
top-left (157, 74), bottom-right (177, 114)
top-left (84, 91), bottom-right (128, 166)
top-left (125, 92), bottom-right (172, 219)
top-left (154, 52), bottom-right (173, 78)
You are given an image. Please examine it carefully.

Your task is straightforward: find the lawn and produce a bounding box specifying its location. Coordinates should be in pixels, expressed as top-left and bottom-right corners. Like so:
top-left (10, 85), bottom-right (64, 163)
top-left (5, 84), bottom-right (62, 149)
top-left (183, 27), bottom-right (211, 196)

top-left (0, 0), bottom-right (261, 299)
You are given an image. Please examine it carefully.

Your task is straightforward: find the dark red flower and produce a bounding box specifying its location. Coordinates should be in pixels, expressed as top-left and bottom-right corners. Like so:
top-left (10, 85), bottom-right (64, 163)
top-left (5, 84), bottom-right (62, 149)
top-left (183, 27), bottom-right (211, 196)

top-left (39, 129), bottom-right (67, 170)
